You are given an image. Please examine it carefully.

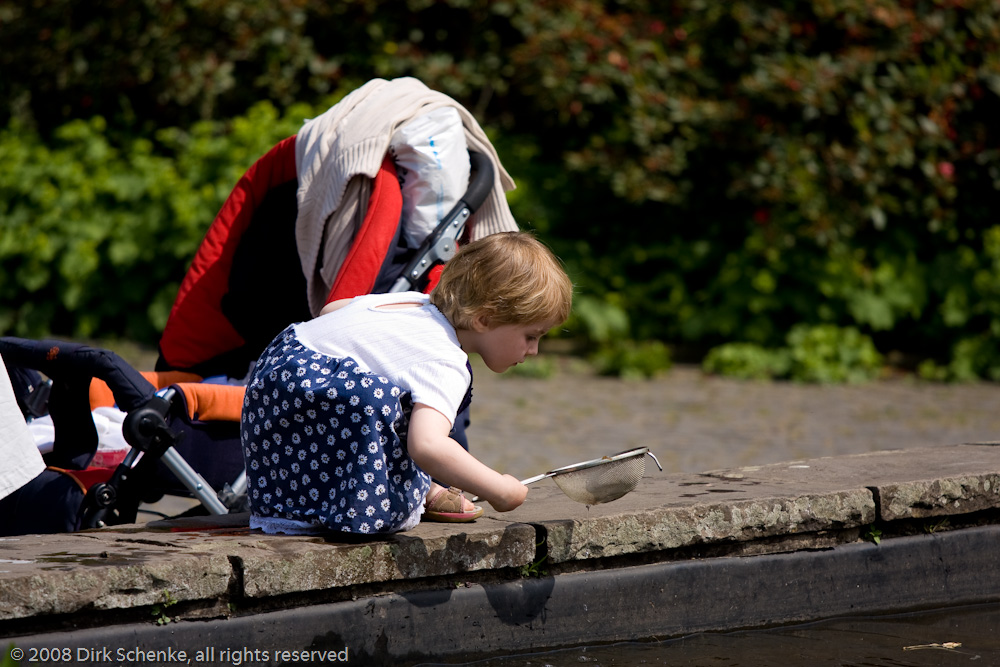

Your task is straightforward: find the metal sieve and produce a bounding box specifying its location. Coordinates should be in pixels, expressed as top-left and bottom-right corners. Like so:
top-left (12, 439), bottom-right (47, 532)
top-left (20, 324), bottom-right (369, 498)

top-left (520, 447), bottom-right (663, 505)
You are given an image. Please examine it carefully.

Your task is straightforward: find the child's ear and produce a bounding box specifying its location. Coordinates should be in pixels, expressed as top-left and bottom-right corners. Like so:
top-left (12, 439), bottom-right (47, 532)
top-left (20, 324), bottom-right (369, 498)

top-left (472, 313), bottom-right (492, 332)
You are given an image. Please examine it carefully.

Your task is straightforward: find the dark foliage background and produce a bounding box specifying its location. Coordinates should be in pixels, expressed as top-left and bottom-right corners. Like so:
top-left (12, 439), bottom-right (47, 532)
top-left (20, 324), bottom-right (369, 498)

top-left (2, 0), bottom-right (998, 379)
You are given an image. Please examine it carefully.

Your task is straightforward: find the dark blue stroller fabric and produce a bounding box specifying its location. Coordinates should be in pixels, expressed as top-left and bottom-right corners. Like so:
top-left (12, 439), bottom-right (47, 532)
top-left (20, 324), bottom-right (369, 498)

top-left (0, 337), bottom-right (209, 536)
top-left (0, 338), bottom-right (160, 535)
top-left (0, 469), bottom-right (88, 535)
top-left (0, 338), bottom-right (156, 471)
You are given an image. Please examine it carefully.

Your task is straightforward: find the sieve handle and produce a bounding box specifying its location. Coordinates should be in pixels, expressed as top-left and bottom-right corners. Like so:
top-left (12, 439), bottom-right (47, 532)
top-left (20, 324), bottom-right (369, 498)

top-left (519, 472), bottom-right (555, 486)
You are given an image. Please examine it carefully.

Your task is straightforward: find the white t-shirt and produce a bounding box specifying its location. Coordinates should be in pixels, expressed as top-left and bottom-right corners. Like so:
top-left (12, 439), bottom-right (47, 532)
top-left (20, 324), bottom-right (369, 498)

top-left (0, 354), bottom-right (45, 500)
top-left (293, 292), bottom-right (471, 426)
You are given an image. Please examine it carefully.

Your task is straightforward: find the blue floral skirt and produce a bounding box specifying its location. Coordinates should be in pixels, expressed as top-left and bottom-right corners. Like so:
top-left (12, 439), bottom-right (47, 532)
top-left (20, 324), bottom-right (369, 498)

top-left (241, 327), bottom-right (431, 534)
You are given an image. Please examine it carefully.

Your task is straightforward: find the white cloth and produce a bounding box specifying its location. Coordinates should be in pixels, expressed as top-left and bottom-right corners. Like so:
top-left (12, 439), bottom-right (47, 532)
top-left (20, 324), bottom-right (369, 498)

top-left (293, 292), bottom-right (471, 426)
top-left (28, 406), bottom-right (131, 467)
top-left (294, 77), bottom-right (520, 315)
top-left (0, 354), bottom-right (45, 501)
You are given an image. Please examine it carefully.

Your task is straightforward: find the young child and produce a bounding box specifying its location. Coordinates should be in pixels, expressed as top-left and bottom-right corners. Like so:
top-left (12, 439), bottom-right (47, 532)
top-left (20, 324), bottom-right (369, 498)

top-left (241, 231), bottom-right (573, 534)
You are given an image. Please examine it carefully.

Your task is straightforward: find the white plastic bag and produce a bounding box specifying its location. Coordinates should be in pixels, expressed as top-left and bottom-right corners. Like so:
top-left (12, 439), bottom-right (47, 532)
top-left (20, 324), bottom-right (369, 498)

top-left (29, 406), bottom-right (131, 467)
top-left (390, 107), bottom-right (471, 249)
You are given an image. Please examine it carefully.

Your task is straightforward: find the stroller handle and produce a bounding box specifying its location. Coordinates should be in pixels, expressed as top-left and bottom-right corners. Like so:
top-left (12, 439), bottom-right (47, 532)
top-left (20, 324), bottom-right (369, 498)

top-left (463, 151), bottom-right (494, 212)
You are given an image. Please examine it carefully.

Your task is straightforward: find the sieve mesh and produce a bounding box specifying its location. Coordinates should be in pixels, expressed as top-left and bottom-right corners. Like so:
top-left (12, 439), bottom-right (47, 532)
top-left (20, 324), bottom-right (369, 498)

top-left (550, 453), bottom-right (649, 505)
top-left (471, 448), bottom-right (661, 505)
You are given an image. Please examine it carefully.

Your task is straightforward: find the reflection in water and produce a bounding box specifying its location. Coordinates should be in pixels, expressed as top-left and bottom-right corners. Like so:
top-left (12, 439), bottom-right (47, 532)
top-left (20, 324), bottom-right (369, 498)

top-left (434, 604), bottom-right (1000, 666)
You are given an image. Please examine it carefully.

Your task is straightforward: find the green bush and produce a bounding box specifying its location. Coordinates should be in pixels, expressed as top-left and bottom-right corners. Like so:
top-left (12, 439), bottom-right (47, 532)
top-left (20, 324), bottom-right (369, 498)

top-left (503, 356), bottom-right (558, 380)
top-left (0, 117), bottom-right (192, 340)
top-left (2, 0), bottom-right (999, 380)
top-left (705, 325), bottom-right (882, 383)
top-left (566, 294), bottom-right (631, 346)
top-left (702, 343), bottom-right (790, 381)
top-left (0, 0), bottom-right (333, 136)
top-left (0, 101), bottom-right (318, 342)
top-left (499, 0), bottom-right (1000, 376)
top-left (562, 293), bottom-right (673, 379)
top-left (919, 334), bottom-right (1000, 382)
top-left (590, 339), bottom-right (672, 380)
top-left (785, 324), bottom-right (883, 384)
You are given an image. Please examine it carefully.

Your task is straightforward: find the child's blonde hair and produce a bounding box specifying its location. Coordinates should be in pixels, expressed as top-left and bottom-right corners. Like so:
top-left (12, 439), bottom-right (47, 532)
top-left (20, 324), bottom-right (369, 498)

top-left (431, 232), bottom-right (573, 330)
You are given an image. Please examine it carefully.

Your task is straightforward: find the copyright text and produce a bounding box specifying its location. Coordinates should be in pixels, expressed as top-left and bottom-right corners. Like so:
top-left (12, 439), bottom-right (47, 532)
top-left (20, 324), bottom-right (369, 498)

top-left (7, 646), bottom-right (350, 664)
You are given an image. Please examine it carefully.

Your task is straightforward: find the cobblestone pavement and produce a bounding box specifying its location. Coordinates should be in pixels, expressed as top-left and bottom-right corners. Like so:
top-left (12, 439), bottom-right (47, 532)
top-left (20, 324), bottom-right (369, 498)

top-left (466, 356), bottom-right (1000, 481)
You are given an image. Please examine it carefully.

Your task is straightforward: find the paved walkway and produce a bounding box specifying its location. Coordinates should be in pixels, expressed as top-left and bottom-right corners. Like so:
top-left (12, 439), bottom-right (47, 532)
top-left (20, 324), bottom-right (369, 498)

top-left (466, 356), bottom-right (1000, 481)
top-left (114, 340), bottom-right (1000, 483)
top-left (138, 352), bottom-right (1000, 520)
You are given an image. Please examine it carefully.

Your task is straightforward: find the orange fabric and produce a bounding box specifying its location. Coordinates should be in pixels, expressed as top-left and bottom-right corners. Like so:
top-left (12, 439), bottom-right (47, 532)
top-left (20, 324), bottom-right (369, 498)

top-left (173, 383), bottom-right (245, 422)
top-left (46, 466), bottom-right (117, 494)
top-left (89, 371), bottom-right (203, 410)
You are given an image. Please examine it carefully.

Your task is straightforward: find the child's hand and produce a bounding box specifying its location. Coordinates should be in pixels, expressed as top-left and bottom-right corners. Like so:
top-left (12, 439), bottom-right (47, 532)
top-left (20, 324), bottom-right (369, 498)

top-left (486, 474), bottom-right (528, 512)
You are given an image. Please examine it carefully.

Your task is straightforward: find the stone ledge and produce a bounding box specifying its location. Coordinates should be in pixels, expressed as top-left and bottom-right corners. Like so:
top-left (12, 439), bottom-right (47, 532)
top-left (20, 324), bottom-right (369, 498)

top-left (878, 474), bottom-right (1000, 520)
top-left (2, 444), bottom-right (999, 628)
top-left (0, 532), bottom-right (232, 622)
top-left (211, 521), bottom-right (537, 598)
top-left (534, 489), bottom-right (875, 563)
top-left (8, 526), bottom-right (1000, 666)
top-left (490, 443), bottom-right (1000, 563)
top-left (0, 518), bottom-right (537, 621)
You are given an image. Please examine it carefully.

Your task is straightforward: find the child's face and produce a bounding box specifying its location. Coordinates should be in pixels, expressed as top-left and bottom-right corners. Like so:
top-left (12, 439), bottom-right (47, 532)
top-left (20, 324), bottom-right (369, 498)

top-left (471, 318), bottom-right (559, 373)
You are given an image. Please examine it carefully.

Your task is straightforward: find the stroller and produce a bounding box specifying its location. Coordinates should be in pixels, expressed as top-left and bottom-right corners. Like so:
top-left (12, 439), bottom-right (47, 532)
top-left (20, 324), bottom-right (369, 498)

top-left (0, 338), bottom-right (248, 534)
top-left (0, 78), bottom-right (511, 536)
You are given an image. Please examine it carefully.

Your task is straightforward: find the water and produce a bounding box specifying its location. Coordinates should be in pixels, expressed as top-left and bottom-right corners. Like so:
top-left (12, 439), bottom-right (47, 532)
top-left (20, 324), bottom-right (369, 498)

top-left (437, 604), bottom-right (1000, 666)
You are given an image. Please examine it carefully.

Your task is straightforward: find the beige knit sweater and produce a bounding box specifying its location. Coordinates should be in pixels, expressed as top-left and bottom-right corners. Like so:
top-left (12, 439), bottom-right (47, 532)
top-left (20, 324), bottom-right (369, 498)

top-left (295, 77), bottom-right (520, 316)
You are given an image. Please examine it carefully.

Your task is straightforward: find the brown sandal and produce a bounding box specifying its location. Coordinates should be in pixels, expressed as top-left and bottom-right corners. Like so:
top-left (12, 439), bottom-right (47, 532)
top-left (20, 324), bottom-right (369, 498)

top-left (423, 487), bottom-right (484, 523)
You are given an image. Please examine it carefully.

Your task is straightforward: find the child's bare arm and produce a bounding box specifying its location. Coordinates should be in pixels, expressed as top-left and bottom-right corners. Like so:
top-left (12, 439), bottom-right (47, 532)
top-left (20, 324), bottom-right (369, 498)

top-left (406, 403), bottom-right (527, 512)
top-left (319, 297), bottom-right (354, 317)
